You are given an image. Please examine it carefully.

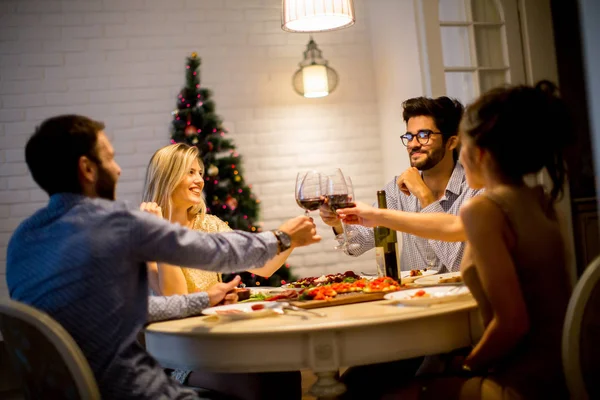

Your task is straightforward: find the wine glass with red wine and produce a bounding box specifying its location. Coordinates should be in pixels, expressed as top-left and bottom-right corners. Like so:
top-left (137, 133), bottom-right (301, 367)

top-left (325, 169), bottom-right (356, 251)
top-left (295, 170), bottom-right (323, 216)
top-left (333, 175), bottom-right (359, 250)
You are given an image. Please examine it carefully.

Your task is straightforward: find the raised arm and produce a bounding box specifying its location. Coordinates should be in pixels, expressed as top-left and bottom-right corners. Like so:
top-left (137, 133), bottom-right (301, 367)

top-left (207, 214), bottom-right (294, 278)
top-left (338, 203), bottom-right (466, 242)
top-left (129, 211), bottom-right (319, 274)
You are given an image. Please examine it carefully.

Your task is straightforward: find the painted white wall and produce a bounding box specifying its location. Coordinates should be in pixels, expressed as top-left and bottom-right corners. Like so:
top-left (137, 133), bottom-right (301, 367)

top-left (0, 0), bottom-right (429, 299)
top-left (578, 0), bottom-right (600, 216)
top-left (366, 0), bottom-right (425, 181)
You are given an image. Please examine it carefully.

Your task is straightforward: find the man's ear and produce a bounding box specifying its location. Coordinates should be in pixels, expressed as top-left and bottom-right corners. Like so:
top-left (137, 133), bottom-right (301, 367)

top-left (78, 155), bottom-right (97, 185)
top-left (446, 135), bottom-right (459, 151)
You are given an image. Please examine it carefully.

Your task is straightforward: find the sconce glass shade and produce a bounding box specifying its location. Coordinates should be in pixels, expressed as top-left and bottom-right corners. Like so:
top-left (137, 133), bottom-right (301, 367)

top-left (282, 0), bottom-right (355, 33)
top-left (302, 65), bottom-right (329, 98)
top-left (292, 38), bottom-right (338, 98)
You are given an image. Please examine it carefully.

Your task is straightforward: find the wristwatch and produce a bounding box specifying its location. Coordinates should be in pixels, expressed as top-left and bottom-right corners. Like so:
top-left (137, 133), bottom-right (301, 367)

top-left (271, 229), bottom-right (292, 254)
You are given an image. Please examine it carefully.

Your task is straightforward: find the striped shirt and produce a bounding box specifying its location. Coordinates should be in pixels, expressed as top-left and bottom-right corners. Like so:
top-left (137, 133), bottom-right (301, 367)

top-left (7, 193), bottom-right (278, 400)
top-left (344, 163), bottom-right (482, 273)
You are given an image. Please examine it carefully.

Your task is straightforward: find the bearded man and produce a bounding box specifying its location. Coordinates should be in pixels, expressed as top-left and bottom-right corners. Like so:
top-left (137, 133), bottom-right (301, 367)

top-left (320, 96), bottom-right (482, 273)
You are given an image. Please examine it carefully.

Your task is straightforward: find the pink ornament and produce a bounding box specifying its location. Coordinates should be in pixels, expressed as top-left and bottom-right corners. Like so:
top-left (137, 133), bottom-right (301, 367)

top-left (225, 195), bottom-right (238, 211)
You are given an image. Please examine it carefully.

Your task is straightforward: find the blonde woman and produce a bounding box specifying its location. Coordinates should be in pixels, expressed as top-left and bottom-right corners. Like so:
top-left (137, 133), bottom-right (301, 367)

top-left (141, 143), bottom-right (301, 399)
top-left (142, 143), bottom-right (293, 296)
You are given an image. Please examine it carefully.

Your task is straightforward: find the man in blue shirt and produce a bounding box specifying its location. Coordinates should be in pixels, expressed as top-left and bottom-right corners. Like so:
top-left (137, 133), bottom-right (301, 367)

top-left (7, 115), bottom-right (321, 399)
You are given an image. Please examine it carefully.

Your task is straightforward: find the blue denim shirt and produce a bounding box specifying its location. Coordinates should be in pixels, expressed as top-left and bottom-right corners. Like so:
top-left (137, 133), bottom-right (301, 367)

top-left (7, 193), bottom-right (278, 399)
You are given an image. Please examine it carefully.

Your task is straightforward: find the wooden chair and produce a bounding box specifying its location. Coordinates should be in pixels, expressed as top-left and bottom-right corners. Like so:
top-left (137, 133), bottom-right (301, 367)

top-left (563, 255), bottom-right (600, 400)
top-left (0, 299), bottom-right (100, 400)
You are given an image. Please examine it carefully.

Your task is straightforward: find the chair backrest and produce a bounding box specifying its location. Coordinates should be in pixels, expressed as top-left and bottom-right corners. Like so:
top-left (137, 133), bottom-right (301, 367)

top-left (563, 255), bottom-right (600, 400)
top-left (0, 299), bottom-right (100, 400)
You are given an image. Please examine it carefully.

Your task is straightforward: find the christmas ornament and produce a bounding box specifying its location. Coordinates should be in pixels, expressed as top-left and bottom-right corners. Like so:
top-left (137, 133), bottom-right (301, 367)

top-left (225, 195), bottom-right (238, 211)
top-left (191, 52), bottom-right (197, 58)
top-left (207, 142), bottom-right (214, 152)
top-left (191, 137), bottom-right (198, 145)
top-left (234, 176), bottom-right (241, 182)
top-left (207, 164), bottom-right (219, 177)
top-left (185, 124), bottom-right (197, 137)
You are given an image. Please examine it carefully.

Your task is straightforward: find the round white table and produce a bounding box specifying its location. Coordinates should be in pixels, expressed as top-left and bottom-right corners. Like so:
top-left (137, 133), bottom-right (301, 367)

top-left (145, 298), bottom-right (481, 398)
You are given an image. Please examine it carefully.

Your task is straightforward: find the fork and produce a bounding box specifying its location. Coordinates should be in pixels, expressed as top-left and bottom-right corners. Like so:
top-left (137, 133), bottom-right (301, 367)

top-left (282, 304), bottom-right (327, 317)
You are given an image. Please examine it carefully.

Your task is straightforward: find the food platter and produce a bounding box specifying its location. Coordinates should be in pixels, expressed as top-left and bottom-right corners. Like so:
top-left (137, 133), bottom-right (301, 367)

top-left (242, 272), bottom-right (407, 309)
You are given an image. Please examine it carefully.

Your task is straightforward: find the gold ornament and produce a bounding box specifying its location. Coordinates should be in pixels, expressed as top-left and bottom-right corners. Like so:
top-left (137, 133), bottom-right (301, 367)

top-left (234, 176), bottom-right (241, 182)
top-left (207, 165), bottom-right (219, 177)
top-left (191, 52), bottom-right (197, 58)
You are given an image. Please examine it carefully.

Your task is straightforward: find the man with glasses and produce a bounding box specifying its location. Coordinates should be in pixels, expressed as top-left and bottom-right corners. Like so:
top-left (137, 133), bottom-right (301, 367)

top-left (320, 96), bottom-right (482, 274)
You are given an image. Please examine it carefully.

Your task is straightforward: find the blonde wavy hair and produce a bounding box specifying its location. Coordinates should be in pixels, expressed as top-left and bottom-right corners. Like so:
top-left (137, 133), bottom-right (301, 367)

top-left (142, 143), bottom-right (206, 221)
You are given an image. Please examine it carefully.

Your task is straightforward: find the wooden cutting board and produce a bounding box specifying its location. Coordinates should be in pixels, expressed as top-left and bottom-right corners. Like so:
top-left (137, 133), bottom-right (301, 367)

top-left (288, 291), bottom-right (389, 309)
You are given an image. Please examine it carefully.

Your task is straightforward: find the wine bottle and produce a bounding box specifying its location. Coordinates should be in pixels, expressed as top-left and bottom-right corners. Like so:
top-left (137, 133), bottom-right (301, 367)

top-left (373, 190), bottom-right (400, 282)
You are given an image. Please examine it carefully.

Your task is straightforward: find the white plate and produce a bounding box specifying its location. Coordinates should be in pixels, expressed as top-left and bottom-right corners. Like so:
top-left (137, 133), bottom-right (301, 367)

top-left (400, 269), bottom-right (438, 283)
top-left (202, 301), bottom-right (287, 320)
top-left (384, 286), bottom-right (471, 305)
top-left (414, 271), bottom-right (463, 286)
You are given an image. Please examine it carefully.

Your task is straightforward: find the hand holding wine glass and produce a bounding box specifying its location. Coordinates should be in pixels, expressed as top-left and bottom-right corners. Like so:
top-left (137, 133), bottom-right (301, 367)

top-left (325, 169), bottom-right (358, 251)
top-left (295, 170), bottom-right (324, 216)
top-left (336, 201), bottom-right (381, 228)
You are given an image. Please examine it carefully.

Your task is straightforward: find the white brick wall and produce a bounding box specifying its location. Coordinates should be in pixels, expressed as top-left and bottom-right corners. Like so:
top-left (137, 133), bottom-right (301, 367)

top-left (0, 0), bottom-right (390, 298)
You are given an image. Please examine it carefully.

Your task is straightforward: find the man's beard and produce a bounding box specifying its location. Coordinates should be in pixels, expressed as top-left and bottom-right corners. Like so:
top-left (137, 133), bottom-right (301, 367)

top-left (95, 165), bottom-right (116, 200)
top-left (410, 146), bottom-right (446, 171)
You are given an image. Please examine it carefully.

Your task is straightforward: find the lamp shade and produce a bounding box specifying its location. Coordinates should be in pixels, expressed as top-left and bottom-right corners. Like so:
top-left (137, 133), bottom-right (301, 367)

top-left (292, 37), bottom-right (338, 98)
top-left (302, 65), bottom-right (329, 98)
top-left (282, 0), bottom-right (355, 33)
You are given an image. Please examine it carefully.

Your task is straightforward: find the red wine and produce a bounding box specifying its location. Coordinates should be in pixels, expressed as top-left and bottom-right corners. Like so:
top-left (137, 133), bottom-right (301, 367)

top-left (327, 194), bottom-right (355, 211)
top-left (297, 197), bottom-right (323, 211)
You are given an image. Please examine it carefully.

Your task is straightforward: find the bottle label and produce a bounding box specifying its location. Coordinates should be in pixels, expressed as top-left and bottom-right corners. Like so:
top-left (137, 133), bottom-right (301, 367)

top-left (375, 246), bottom-right (386, 277)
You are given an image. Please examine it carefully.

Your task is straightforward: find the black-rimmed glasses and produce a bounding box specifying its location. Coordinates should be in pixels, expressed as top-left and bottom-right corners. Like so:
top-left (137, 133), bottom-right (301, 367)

top-left (400, 130), bottom-right (442, 147)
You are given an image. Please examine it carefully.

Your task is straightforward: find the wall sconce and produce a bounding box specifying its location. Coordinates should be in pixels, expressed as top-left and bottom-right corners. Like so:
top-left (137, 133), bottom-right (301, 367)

top-left (292, 37), bottom-right (338, 98)
top-left (282, 0), bottom-right (355, 33)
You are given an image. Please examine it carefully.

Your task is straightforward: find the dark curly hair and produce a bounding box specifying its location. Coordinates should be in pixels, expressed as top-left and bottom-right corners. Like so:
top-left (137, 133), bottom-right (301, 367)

top-left (460, 81), bottom-right (572, 201)
top-left (402, 96), bottom-right (464, 160)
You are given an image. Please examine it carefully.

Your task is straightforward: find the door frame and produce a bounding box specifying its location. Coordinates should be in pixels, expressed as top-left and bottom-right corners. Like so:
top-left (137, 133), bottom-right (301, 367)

top-left (415, 0), bottom-right (577, 287)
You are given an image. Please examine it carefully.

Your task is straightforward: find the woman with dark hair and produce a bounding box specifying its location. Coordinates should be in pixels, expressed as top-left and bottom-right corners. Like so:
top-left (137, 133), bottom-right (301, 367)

top-left (342, 82), bottom-right (572, 399)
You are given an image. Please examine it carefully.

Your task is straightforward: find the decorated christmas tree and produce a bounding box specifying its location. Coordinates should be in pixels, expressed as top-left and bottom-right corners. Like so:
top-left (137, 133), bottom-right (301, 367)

top-left (170, 53), bottom-right (296, 287)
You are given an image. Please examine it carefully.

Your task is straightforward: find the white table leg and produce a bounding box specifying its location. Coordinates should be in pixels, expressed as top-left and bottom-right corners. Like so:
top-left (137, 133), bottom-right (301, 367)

top-left (309, 370), bottom-right (346, 399)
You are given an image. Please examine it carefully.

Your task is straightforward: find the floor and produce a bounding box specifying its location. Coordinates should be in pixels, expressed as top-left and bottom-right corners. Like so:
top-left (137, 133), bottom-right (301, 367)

top-left (301, 370), bottom-right (318, 399)
top-left (0, 367), bottom-right (321, 400)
